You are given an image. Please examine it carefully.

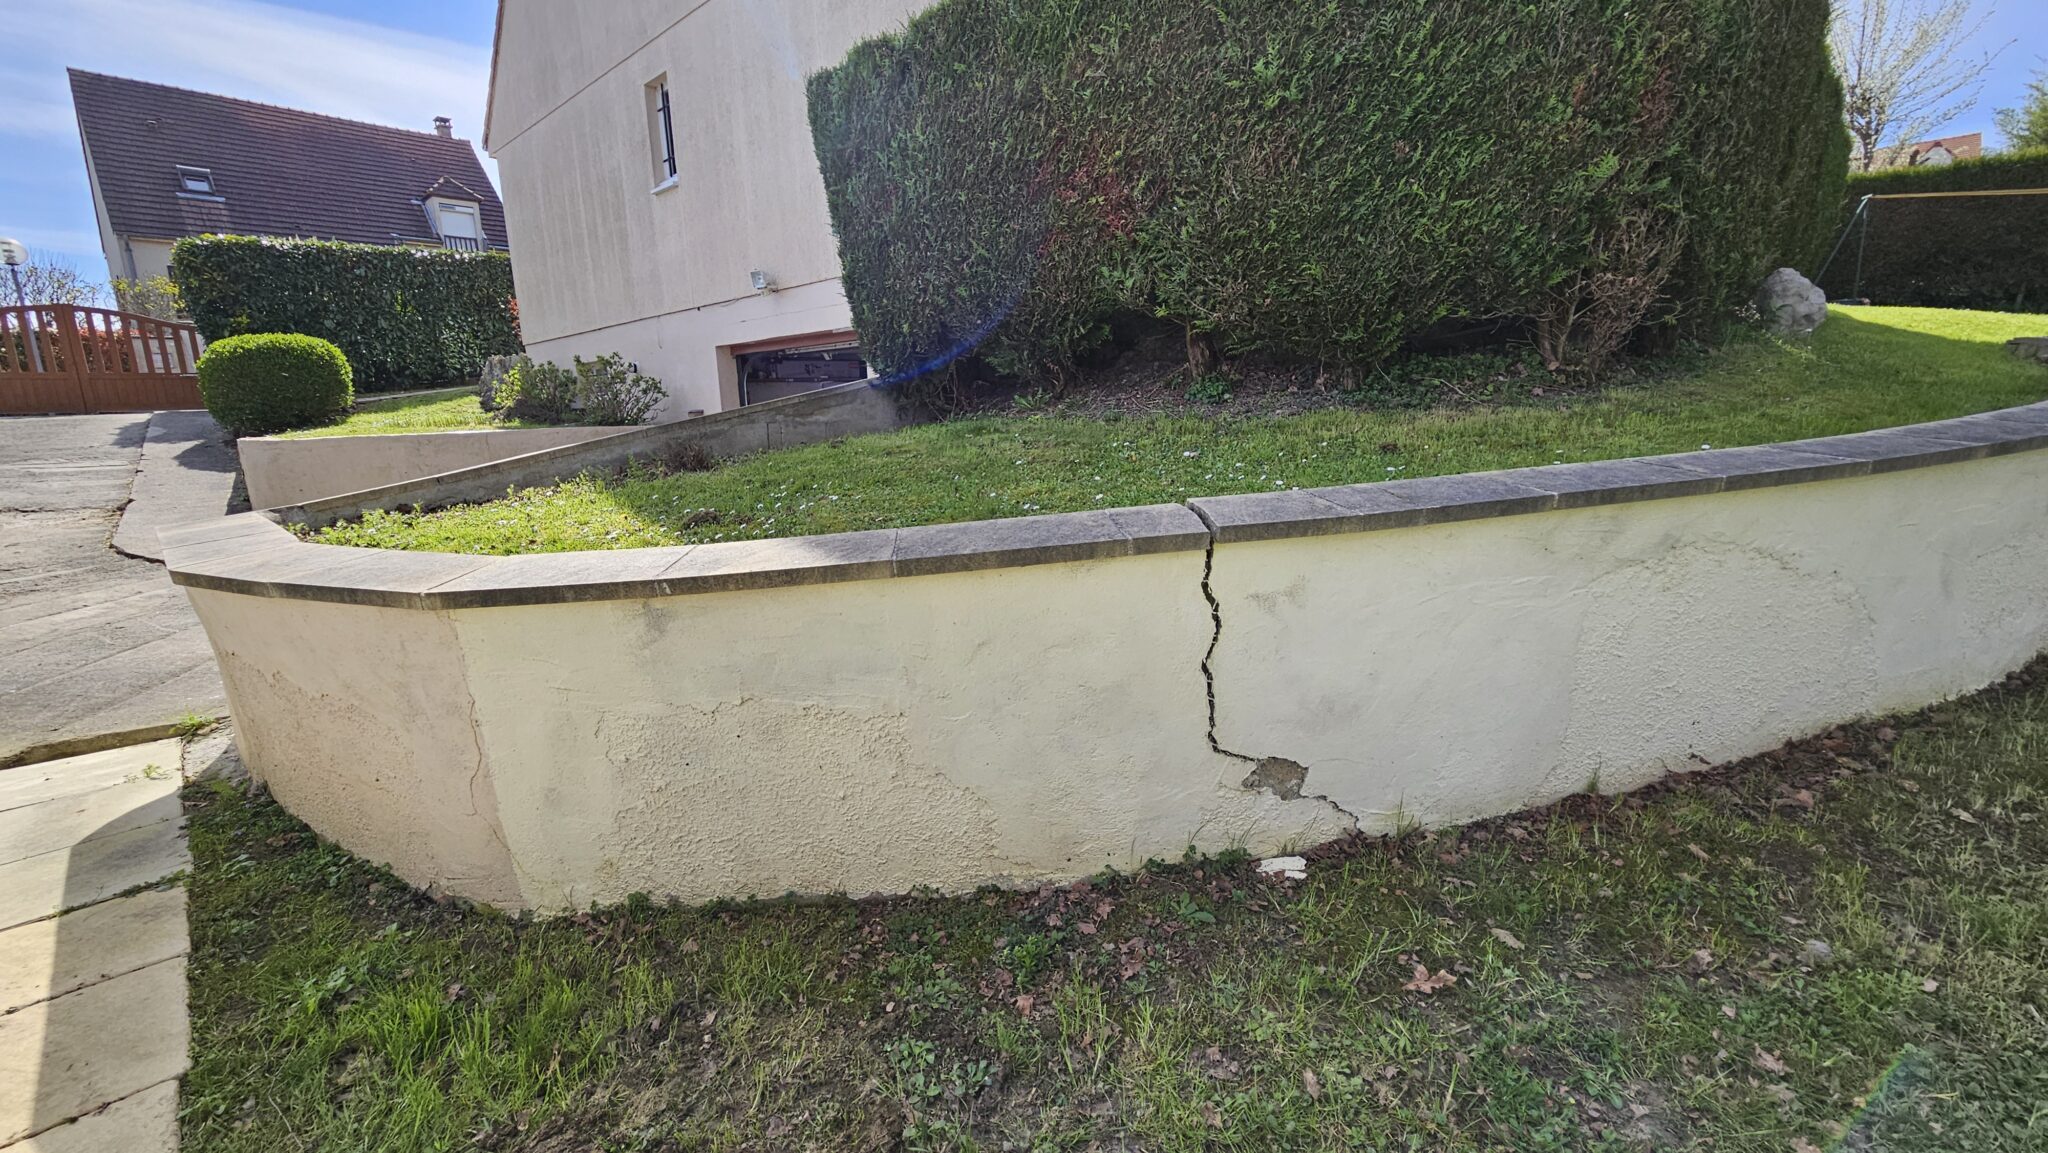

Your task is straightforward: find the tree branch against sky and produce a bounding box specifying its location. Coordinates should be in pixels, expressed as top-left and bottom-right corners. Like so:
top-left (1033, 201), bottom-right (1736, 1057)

top-left (1995, 64), bottom-right (2048, 151)
top-left (1830, 0), bottom-right (2009, 169)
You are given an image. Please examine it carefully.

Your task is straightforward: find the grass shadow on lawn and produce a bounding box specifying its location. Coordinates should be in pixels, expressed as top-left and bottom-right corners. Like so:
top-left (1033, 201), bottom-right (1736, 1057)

top-left (315, 307), bottom-right (2048, 556)
top-left (181, 655), bottom-right (2048, 1151)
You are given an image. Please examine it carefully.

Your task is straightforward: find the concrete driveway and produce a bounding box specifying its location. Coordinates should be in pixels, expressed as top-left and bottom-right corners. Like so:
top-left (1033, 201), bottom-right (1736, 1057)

top-left (0, 412), bottom-right (237, 766)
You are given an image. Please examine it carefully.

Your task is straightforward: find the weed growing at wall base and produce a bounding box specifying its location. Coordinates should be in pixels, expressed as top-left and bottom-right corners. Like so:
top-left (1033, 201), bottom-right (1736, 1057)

top-left (181, 658), bottom-right (2048, 1150)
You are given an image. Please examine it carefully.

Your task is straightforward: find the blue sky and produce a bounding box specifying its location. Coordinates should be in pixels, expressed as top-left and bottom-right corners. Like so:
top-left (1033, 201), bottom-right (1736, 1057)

top-left (0, 0), bottom-right (2041, 285)
top-left (0, 0), bottom-right (498, 279)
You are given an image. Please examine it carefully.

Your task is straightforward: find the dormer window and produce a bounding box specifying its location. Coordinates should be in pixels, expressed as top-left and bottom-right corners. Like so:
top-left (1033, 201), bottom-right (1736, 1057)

top-left (425, 195), bottom-right (484, 251)
top-left (177, 166), bottom-right (214, 195)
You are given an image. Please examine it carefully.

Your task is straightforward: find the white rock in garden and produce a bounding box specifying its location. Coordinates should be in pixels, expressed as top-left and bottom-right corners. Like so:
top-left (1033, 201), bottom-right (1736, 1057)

top-left (1755, 268), bottom-right (1828, 339)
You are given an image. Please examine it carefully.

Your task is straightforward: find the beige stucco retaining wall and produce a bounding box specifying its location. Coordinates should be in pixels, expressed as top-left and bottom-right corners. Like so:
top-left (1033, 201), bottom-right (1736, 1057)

top-left (165, 404), bottom-right (2048, 910)
top-left (239, 426), bottom-right (631, 510)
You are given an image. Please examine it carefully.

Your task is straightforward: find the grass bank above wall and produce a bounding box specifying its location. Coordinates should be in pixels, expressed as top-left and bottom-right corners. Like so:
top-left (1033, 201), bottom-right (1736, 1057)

top-left (807, 0), bottom-right (1845, 392)
top-left (1818, 150), bottom-right (2048, 312)
top-left (317, 306), bottom-right (2048, 555)
top-left (172, 236), bottom-right (521, 393)
top-left (274, 389), bottom-right (531, 440)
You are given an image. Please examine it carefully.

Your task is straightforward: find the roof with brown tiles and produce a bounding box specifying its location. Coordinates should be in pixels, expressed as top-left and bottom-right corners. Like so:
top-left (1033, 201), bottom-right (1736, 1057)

top-left (68, 70), bottom-right (509, 251)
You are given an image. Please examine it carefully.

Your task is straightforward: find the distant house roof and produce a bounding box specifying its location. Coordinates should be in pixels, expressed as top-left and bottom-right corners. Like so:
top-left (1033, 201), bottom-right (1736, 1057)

top-left (67, 69), bottom-right (509, 251)
top-left (1906, 133), bottom-right (1983, 167)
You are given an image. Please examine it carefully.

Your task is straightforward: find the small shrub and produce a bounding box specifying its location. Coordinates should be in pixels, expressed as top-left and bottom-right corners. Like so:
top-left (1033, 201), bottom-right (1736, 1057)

top-left (197, 334), bottom-right (353, 436)
top-left (493, 357), bottom-right (579, 424)
top-left (1186, 373), bottom-right (1234, 405)
top-left (476, 353), bottom-right (522, 413)
top-left (651, 440), bottom-right (714, 475)
top-left (112, 275), bottom-right (183, 319)
top-left (572, 354), bottom-right (666, 426)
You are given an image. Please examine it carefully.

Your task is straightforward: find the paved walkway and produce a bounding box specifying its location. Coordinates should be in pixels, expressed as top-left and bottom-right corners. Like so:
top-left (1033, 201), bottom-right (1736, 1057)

top-left (0, 413), bottom-right (237, 766)
top-left (0, 738), bottom-right (195, 1151)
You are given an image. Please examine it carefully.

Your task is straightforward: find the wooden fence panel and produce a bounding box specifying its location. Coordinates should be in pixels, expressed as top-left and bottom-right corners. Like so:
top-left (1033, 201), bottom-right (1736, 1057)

top-left (0, 304), bottom-right (203, 414)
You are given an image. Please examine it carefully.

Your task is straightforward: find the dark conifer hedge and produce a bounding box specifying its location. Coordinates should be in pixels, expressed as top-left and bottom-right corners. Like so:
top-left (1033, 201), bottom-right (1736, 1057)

top-left (808, 0), bottom-right (1846, 394)
top-left (1819, 151), bottom-right (2048, 312)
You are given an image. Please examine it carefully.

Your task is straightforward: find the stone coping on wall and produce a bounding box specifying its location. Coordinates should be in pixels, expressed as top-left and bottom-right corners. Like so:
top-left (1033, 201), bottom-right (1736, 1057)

top-left (163, 402), bottom-right (2048, 610)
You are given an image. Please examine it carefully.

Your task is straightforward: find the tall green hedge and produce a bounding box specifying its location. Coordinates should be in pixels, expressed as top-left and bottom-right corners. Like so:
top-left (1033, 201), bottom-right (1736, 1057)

top-left (1817, 150), bottom-right (2048, 312)
top-left (809, 0), bottom-right (1846, 392)
top-left (171, 236), bottom-right (521, 392)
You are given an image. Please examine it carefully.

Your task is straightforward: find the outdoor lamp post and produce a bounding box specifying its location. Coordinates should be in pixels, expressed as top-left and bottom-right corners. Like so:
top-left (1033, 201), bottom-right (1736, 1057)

top-left (0, 238), bottom-right (27, 308)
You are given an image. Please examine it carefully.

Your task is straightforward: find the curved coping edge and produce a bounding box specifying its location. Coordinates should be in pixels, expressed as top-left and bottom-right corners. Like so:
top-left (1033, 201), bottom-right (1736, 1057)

top-left (163, 402), bottom-right (2048, 611)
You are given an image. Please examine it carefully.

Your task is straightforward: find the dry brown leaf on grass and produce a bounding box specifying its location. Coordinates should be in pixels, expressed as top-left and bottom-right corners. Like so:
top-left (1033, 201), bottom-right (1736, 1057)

top-left (1752, 1047), bottom-right (1789, 1075)
top-left (1688, 843), bottom-right (1712, 862)
top-left (1490, 927), bottom-right (1525, 950)
top-left (1403, 964), bottom-right (1458, 994)
top-left (1791, 1139), bottom-right (1823, 1153)
top-left (1303, 1069), bottom-right (1322, 1099)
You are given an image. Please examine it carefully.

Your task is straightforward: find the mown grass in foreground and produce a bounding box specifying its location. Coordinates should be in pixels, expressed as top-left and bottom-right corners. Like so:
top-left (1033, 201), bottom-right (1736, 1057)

top-left (315, 307), bottom-right (2048, 555)
top-left (274, 388), bottom-right (531, 440)
top-left (182, 656), bottom-right (2048, 1151)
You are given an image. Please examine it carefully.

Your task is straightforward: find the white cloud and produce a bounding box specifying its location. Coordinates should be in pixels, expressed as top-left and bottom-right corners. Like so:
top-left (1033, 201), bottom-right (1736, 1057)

top-left (5, 0), bottom-right (493, 147)
top-left (0, 0), bottom-right (495, 273)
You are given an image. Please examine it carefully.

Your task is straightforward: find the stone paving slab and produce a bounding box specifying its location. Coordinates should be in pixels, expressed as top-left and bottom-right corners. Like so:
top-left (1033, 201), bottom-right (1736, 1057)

top-left (0, 957), bottom-right (188, 1145)
top-left (0, 741), bottom-right (181, 814)
top-left (2, 1081), bottom-right (178, 1153)
top-left (0, 887), bottom-right (188, 1013)
top-left (112, 411), bottom-right (245, 564)
top-left (0, 773), bottom-right (181, 866)
top-left (0, 819), bottom-right (188, 933)
top-left (0, 412), bottom-right (229, 766)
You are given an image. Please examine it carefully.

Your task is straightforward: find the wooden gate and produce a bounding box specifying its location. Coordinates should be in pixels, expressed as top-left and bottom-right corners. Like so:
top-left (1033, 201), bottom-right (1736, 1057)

top-left (0, 304), bottom-right (206, 415)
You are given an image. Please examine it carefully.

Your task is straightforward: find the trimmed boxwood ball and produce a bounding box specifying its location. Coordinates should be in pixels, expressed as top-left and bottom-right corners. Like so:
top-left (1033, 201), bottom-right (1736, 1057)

top-left (198, 334), bottom-right (355, 436)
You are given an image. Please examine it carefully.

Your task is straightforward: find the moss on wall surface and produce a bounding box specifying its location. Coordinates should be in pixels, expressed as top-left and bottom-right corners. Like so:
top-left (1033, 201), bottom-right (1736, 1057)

top-left (808, 0), bottom-right (1846, 392)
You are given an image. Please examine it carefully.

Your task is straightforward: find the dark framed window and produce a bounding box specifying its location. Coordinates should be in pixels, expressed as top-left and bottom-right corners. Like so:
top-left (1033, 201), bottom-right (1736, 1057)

top-left (648, 78), bottom-right (677, 184)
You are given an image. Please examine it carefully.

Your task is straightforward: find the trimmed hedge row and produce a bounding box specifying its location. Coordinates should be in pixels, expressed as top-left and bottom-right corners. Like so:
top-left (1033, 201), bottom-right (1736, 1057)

top-left (171, 236), bottom-right (521, 392)
top-left (1817, 150), bottom-right (2048, 312)
top-left (808, 0), bottom-right (1846, 394)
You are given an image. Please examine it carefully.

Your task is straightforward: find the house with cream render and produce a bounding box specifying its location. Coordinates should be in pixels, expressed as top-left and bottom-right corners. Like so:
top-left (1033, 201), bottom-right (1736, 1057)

top-left (484, 1), bottom-right (932, 420)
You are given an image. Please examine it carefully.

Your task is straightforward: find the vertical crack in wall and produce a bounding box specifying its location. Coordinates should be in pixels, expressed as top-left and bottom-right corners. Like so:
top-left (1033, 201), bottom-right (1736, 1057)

top-left (1197, 530), bottom-right (1257, 765)
top-left (1188, 508), bottom-right (1361, 830)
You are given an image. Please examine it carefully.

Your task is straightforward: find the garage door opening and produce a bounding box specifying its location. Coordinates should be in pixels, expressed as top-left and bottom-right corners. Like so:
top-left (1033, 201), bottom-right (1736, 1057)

top-left (734, 340), bottom-right (868, 406)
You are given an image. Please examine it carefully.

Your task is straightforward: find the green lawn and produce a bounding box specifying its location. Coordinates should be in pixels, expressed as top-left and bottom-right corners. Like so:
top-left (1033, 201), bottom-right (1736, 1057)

top-left (317, 307), bottom-right (2048, 555)
top-left (275, 388), bottom-right (533, 439)
top-left (180, 657), bottom-right (2048, 1151)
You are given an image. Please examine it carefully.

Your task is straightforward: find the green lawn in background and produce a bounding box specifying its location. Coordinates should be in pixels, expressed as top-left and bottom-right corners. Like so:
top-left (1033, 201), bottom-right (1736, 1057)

top-left (317, 306), bottom-right (2048, 555)
top-left (274, 387), bottom-right (532, 439)
top-left (180, 658), bottom-right (2048, 1151)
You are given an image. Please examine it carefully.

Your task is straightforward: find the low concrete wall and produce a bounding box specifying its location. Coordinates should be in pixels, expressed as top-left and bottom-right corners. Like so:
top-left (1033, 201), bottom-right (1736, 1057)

top-left (164, 403), bottom-right (2048, 910)
top-left (240, 427), bottom-right (629, 510)
top-left (272, 380), bottom-right (910, 528)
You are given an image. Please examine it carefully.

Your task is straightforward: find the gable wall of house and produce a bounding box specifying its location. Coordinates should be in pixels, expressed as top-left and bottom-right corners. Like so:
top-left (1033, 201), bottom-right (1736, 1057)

top-left (487, 0), bottom-right (933, 416)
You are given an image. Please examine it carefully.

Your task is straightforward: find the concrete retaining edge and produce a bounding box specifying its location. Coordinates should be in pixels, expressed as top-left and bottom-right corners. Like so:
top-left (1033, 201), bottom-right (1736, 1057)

top-left (239, 425), bottom-right (633, 510)
top-left (166, 401), bottom-right (2048, 609)
top-left (270, 380), bottom-right (911, 528)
